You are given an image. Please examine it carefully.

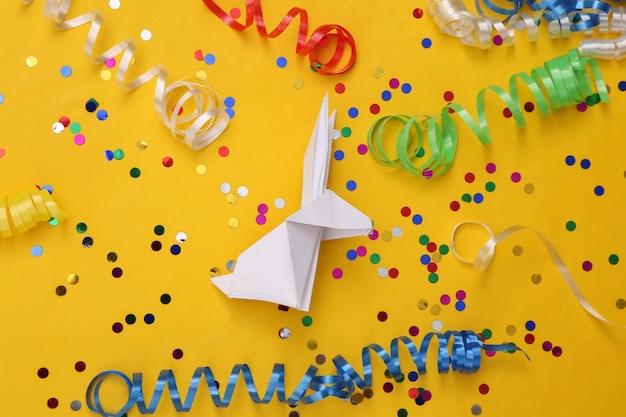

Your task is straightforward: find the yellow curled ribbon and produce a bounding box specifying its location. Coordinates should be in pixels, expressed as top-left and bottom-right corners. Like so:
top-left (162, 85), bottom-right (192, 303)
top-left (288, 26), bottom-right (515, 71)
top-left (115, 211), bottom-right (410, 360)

top-left (450, 222), bottom-right (626, 328)
top-left (0, 186), bottom-right (66, 238)
top-left (21, 0), bottom-right (229, 150)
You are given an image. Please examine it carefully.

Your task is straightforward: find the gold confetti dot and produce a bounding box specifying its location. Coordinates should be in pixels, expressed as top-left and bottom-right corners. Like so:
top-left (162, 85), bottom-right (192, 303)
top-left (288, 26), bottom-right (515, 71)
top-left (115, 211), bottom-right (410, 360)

top-left (66, 274), bottom-right (79, 285)
top-left (431, 252), bottom-right (442, 263)
top-left (350, 393), bottom-right (364, 404)
top-left (136, 140), bottom-right (148, 150)
top-left (531, 273), bottom-right (542, 284)
top-left (524, 183), bottom-right (535, 194)
top-left (307, 339), bottom-right (318, 350)
top-left (100, 69), bottom-right (112, 80)
top-left (209, 266), bottom-right (221, 277)
top-left (228, 218), bottom-right (239, 228)
top-left (616, 298), bottom-right (626, 309)
top-left (512, 245), bottom-right (523, 256)
top-left (373, 66), bottom-right (384, 78)
top-left (196, 70), bottom-right (207, 81)
top-left (506, 325), bottom-right (517, 336)
top-left (363, 388), bottom-right (374, 398)
top-left (26, 56), bottom-right (38, 67)
top-left (292, 77), bottom-right (304, 89)
top-left (381, 231), bottom-right (392, 242)
top-left (226, 193), bottom-right (238, 204)
top-left (196, 164), bottom-right (207, 175)
top-left (430, 304), bottom-right (441, 315)
top-left (417, 299), bottom-right (428, 310)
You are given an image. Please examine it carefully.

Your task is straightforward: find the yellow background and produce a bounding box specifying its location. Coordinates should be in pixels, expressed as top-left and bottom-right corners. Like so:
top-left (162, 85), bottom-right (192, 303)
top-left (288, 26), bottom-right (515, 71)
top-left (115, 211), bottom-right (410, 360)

top-left (1, 0), bottom-right (626, 416)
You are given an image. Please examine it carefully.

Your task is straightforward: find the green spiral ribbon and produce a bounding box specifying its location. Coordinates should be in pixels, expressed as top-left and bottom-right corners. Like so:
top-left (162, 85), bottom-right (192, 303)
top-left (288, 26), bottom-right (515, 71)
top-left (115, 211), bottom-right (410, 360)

top-left (367, 49), bottom-right (609, 179)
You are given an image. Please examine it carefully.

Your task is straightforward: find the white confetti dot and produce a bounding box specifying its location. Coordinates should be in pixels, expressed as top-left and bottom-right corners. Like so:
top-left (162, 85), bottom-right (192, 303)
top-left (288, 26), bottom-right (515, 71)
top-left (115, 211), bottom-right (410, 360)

top-left (332, 129), bottom-right (341, 140)
top-left (377, 267), bottom-right (388, 278)
top-left (391, 226), bottom-right (403, 237)
top-left (140, 29), bottom-right (152, 41)
top-left (432, 320), bottom-right (443, 331)
top-left (274, 198), bottom-right (286, 209)
top-left (109, 0), bottom-right (121, 9)
top-left (237, 186), bottom-right (249, 197)
top-left (219, 183), bottom-right (231, 194)
top-left (175, 232), bottom-right (187, 243)
top-left (51, 122), bottom-right (64, 134)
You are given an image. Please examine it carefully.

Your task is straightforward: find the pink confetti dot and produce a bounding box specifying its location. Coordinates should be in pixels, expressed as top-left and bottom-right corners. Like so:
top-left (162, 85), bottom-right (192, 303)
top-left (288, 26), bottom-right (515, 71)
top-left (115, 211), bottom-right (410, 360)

top-left (335, 83), bottom-right (346, 94)
top-left (356, 246), bottom-right (367, 256)
top-left (493, 35), bottom-right (503, 46)
top-left (74, 134), bottom-right (85, 145)
top-left (357, 144), bottom-right (368, 155)
top-left (582, 261), bottom-right (593, 271)
top-left (511, 172), bottom-right (521, 183)
top-left (0, 149), bottom-right (5, 158)
top-left (485, 350), bottom-right (496, 357)
top-left (332, 268), bottom-right (343, 279)
top-left (256, 215), bottom-right (267, 225)
top-left (369, 229), bottom-right (379, 240)
top-left (440, 294), bottom-right (451, 305)
top-left (456, 290), bottom-right (466, 300)
top-left (105, 58), bottom-right (116, 68)
top-left (576, 102), bottom-right (587, 112)
top-left (486, 163), bottom-right (496, 173)
top-left (230, 7), bottom-right (241, 18)
top-left (257, 203), bottom-right (268, 214)
top-left (389, 78), bottom-right (400, 89)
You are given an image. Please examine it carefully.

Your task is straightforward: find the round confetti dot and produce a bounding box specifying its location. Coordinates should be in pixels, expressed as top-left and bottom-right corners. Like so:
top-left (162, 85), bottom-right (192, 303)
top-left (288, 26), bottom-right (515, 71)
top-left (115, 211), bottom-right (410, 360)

top-left (565, 155), bottom-right (576, 166)
top-left (443, 90), bottom-right (454, 102)
top-left (377, 311), bottom-right (388, 321)
top-left (618, 80), bottom-right (626, 91)
top-left (511, 172), bottom-right (521, 183)
top-left (502, 107), bottom-right (513, 118)
top-left (204, 54), bottom-right (216, 65)
top-left (125, 314), bottom-right (136, 324)
top-left (196, 164), bottom-right (207, 175)
top-left (0, 95), bottom-right (3, 105)
top-left (170, 244), bottom-right (182, 255)
top-left (154, 225), bottom-right (165, 235)
top-left (552, 346), bottom-right (563, 357)
top-left (172, 349), bottom-right (184, 359)
top-left (256, 215), bottom-right (266, 225)
top-left (482, 328), bottom-right (493, 339)
top-left (60, 65), bottom-right (72, 77)
top-left (456, 290), bottom-right (466, 300)
top-left (144, 313), bottom-right (155, 324)
top-left (400, 206), bottom-right (411, 217)
top-left (378, 267), bottom-right (388, 278)
top-left (576, 102), bottom-right (587, 112)
top-left (401, 83), bottom-right (412, 93)
top-left (609, 254), bottom-right (619, 265)
top-left (388, 268), bottom-right (399, 278)
top-left (292, 77), bottom-right (304, 89)
top-left (486, 163), bottom-right (496, 173)
top-left (428, 273), bottom-right (438, 283)
top-left (279, 328), bottom-right (291, 339)
top-left (479, 384), bottom-right (489, 394)
top-left (113, 149), bottom-right (125, 160)
top-left (160, 294), bottom-right (171, 304)
top-left (531, 273), bottom-right (542, 284)
top-left (109, 0), bottom-right (121, 9)
top-left (130, 167), bottom-right (141, 178)
top-left (450, 201), bottom-right (460, 211)
top-left (464, 172), bottom-right (475, 183)
top-left (370, 254), bottom-right (381, 264)
top-left (96, 110), bottom-right (108, 121)
top-left (525, 333), bottom-right (535, 344)
top-left (471, 404), bottom-right (482, 415)
top-left (381, 90), bottom-right (392, 101)
top-left (346, 180), bottom-right (357, 191)
top-left (224, 97), bottom-right (235, 108)
top-left (512, 245), bottom-right (523, 256)
top-left (332, 268), bottom-right (343, 279)
top-left (74, 361), bottom-right (86, 372)
top-left (334, 83), bottom-right (346, 94)
top-left (348, 107), bottom-right (359, 118)
top-left (302, 316), bottom-right (313, 326)
top-left (440, 294), bottom-right (451, 305)
top-left (237, 186), bottom-right (249, 197)
top-left (228, 218), bottom-right (239, 229)
top-left (52, 122), bottom-right (64, 133)
top-left (67, 273), bottom-right (79, 285)
top-left (56, 285), bottom-right (67, 296)
top-left (473, 193), bottom-right (484, 203)
top-left (580, 158), bottom-right (591, 169)
top-left (341, 127), bottom-right (352, 137)
top-left (370, 103), bottom-right (380, 114)
top-left (542, 341), bottom-right (552, 351)
top-left (455, 301), bottom-right (466, 311)
top-left (391, 227), bottom-right (403, 238)
top-left (112, 267), bottom-right (123, 278)
top-left (523, 101), bottom-right (535, 112)
top-left (493, 34), bottom-right (503, 45)
top-left (70, 400), bottom-right (82, 411)
top-left (140, 29), bottom-right (152, 41)
top-left (276, 56), bottom-right (287, 68)
top-left (26, 55), bottom-right (38, 67)
top-left (485, 181), bottom-right (496, 192)
top-left (616, 299), bottom-right (626, 309)
top-left (525, 320), bottom-right (536, 331)
top-left (112, 322), bottom-right (123, 333)
top-left (107, 252), bottom-right (117, 262)
top-left (347, 249), bottom-right (357, 260)
top-left (69, 122), bottom-right (81, 133)
top-left (274, 198), bottom-right (286, 209)
top-left (354, 144), bottom-right (367, 155)
top-left (74, 134), bottom-right (85, 145)
top-left (31, 245), bottom-right (43, 257)
top-left (105, 58), bottom-right (116, 68)
top-left (217, 146), bottom-right (230, 157)
top-left (594, 185), bottom-right (605, 196)
top-left (506, 325), bottom-right (517, 335)
top-left (162, 156), bottom-right (173, 167)
top-left (196, 70), bottom-right (207, 80)
top-left (333, 150), bottom-right (344, 161)
top-left (432, 320), bottom-right (443, 331)
top-left (38, 367), bottom-right (49, 378)
top-left (524, 183), bottom-right (535, 194)
top-left (582, 260), bottom-right (593, 271)
top-left (408, 326), bottom-right (419, 336)
top-left (100, 69), bottom-right (112, 80)
top-left (421, 38), bottom-right (432, 48)
top-left (565, 221), bottom-right (576, 231)
top-left (47, 398), bottom-right (59, 409)
top-left (461, 193), bottom-right (472, 203)
top-left (76, 222), bottom-right (88, 233)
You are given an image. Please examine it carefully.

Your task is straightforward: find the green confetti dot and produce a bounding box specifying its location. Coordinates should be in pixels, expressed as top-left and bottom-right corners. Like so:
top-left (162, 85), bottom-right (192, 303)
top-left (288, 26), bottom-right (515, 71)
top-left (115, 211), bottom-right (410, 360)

top-left (370, 253), bottom-right (381, 264)
top-left (609, 254), bottom-right (619, 265)
top-left (160, 294), bottom-right (171, 304)
top-left (418, 234), bottom-right (430, 245)
top-left (69, 122), bottom-right (81, 133)
top-left (482, 328), bottom-right (492, 339)
top-left (341, 127), bottom-right (352, 138)
top-left (428, 273), bottom-right (439, 283)
top-left (394, 373), bottom-right (405, 383)
top-left (439, 244), bottom-right (449, 255)
top-left (76, 222), bottom-right (87, 233)
top-left (154, 225), bottom-right (165, 235)
top-left (48, 218), bottom-right (59, 226)
top-left (125, 314), bottom-right (136, 325)
top-left (130, 167), bottom-right (141, 178)
top-left (461, 193), bottom-right (472, 202)
top-left (397, 409), bottom-right (408, 417)
top-left (302, 316), bottom-right (313, 327)
top-left (566, 221), bottom-right (576, 231)
top-left (485, 181), bottom-right (496, 192)
top-left (113, 149), bottom-right (125, 160)
top-left (415, 148), bottom-right (425, 158)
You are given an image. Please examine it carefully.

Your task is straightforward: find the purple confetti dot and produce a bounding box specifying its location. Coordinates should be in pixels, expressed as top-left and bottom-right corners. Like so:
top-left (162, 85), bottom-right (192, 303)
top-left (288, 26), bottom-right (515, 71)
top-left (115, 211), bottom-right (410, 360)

top-left (332, 268), bottom-right (343, 279)
top-left (369, 230), bottom-right (379, 240)
top-left (511, 172), bottom-right (521, 183)
top-left (552, 346), bottom-right (563, 357)
top-left (409, 326), bottom-right (419, 336)
top-left (357, 144), bottom-right (368, 155)
top-left (542, 341), bottom-right (553, 351)
top-left (389, 78), bottom-right (400, 89)
top-left (456, 290), bottom-right (467, 300)
top-left (257, 203), bottom-right (268, 214)
top-left (582, 261), bottom-right (593, 271)
top-left (112, 267), bottom-right (123, 278)
top-left (112, 322), bottom-right (123, 333)
top-left (172, 349), bottom-right (184, 359)
top-left (493, 35), bottom-right (503, 45)
top-left (486, 163), bottom-right (496, 173)
top-left (485, 350), bottom-right (496, 357)
top-left (576, 102), bottom-right (587, 112)
top-left (440, 294), bottom-right (451, 305)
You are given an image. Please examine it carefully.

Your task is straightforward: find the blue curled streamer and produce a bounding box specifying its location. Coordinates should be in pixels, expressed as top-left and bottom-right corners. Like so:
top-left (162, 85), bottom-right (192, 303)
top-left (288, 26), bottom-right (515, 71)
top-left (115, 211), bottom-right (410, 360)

top-left (86, 331), bottom-right (525, 416)
top-left (528, 0), bottom-right (613, 31)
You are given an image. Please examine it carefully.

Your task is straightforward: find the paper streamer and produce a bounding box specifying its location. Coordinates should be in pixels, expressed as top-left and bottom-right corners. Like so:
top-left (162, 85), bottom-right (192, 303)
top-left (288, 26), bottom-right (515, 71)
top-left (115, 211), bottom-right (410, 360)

top-left (86, 331), bottom-right (523, 416)
top-left (367, 49), bottom-right (608, 179)
top-left (21, 0), bottom-right (229, 150)
top-left (202, 0), bottom-right (357, 75)
top-left (0, 186), bottom-right (66, 238)
top-left (450, 222), bottom-right (626, 328)
top-left (428, 0), bottom-right (626, 58)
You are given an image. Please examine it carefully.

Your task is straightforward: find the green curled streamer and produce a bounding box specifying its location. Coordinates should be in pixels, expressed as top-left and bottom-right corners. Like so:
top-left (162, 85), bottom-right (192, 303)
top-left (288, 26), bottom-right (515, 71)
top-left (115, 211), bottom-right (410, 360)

top-left (367, 49), bottom-right (609, 179)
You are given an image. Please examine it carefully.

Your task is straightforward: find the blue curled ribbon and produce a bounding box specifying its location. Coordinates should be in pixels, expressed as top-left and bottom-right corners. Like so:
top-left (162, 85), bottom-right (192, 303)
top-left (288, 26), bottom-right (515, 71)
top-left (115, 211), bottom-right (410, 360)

top-left (86, 331), bottom-right (525, 416)
top-left (528, 0), bottom-right (613, 31)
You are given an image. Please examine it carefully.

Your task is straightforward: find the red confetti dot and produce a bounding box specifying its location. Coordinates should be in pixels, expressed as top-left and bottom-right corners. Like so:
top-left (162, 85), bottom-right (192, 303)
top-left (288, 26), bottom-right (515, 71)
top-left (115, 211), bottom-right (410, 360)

top-left (370, 104), bottom-right (380, 114)
top-left (47, 398), bottom-right (59, 409)
top-left (400, 206), bottom-right (411, 217)
top-left (479, 383), bottom-right (490, 394)
top-left (426, 242), bottom-right (437, 253)
top-left (524, 333), bottom-right (535, 344)
top-left (37, 367), bottom-right (49, 378)
top-left (450, 201), bottom-right (460, 211)
top-left (377, 311), bottom-right (388, 322)
top-left (383, 382), bottom-right (394, 393)
top-left (552, 346), bottom-right (563, 357)
top-left (193, 49), bottom-right (204, 61)
top-left (162, 156), bottom-right (173, 167)
top-left (229, 7), bottom-right (241, 18)
top-left (59, 116), bottom-right (70, 127)
top-left (421, 390), bottom-right (432, 401)
top-left (335, 83), bottom-right (346, 94)
top-left (524, 102), bottom-right (535, 112)
top-left (408, 388), bottom-right (420, 399)
top-left (74, 361), bottom-right (86, 372)
top-left (412, 8), bottom-right (423, 18)
top-left (388, 268), bottom-right (399, 278)
top-left (409, 325), bottom-right (419, 336)
top-left (427, 263), bottom-right (438, 273)
top-left (448, 107), bottom-right (455, 114)
top-left (318, 37), bottom-right (329, 48)
top-left (464, 172), bottom-right (475, 183)
top-left (218, 146), bottom-right (230, 157)
top-left (502, 107), bottom-right (513, 118)
top-left (443, 91), bottom-right (454, 101)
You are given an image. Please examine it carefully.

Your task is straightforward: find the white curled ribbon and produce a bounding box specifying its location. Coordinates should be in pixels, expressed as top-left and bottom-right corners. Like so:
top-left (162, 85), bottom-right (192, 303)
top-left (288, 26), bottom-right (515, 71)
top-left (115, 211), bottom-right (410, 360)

top-left (450, 222), bottom-right (626, 328)
top-left (21, 0), bottom-right (229, 150)
top-left (427, 0), bottom-right (626, 60)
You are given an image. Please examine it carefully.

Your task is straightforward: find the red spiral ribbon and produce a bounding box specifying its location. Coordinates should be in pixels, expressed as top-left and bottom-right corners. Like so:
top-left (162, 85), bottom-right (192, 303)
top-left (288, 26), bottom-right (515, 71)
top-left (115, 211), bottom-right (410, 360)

top-left (202, 0), bottom-right (357, 75)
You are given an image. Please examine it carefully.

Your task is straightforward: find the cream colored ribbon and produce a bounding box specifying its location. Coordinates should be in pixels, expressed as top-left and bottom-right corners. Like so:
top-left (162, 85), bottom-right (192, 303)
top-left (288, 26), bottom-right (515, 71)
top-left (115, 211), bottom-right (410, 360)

top-left (21, 0), bottom-right (229, 150)
top-left (450, 222), bottom-right (625, 327)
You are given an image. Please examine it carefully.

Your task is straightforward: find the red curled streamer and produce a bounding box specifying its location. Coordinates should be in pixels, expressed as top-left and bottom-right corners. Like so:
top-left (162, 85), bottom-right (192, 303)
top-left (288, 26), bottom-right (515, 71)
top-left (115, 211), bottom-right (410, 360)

top-left (202, 0), bottom-right (357, 75)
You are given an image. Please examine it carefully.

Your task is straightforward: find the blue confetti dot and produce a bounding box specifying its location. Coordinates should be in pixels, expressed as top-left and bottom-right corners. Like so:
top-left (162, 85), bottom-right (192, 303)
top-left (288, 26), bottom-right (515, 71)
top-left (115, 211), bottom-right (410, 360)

top-left (473, 193), bottom-right (484, 203)
top-left (60, 65), bottom-right (72, 77)
top-left (420, 254), bottom-right (431, 265)
top-left (580, 158), bottom-right (591, 169)
top-left (170, 244), bottom-right (181, 255)
top-left (144, 314), bottom-right (155, 324)
top-left (276, 56), bottom-right (287, 68)
top-left (41, 185), bottom-right (53, 194)
top-left (407, 371), bottom-right (419, 382)
top-left (333, 150), bottom-right (344, 161)
top-left (225, 108), bottom-right (235, 118)
top-left (594, 185), bottom-right (605, 196)
top-left (455, 301), bottom-right (466, 311)
top-left (412, 214), bottom-right (423, 225)
top-left (401, 83), bottom-right (412, 94)
top-left (525, 320), bottom-right (536, 331)
top-left (618, 81), bottom-right (626, 91)
top-left (415, 396), bottom-right (426, 406)
top-left (565, 155), bottom-right (576, 166)
top-left (421, 37), bottom-right (432, 48)
top-left (0, 94), bottom-right (4, 104)
top-left (348, 107), bottom-right (359, 118)
top-left (204, 54), bottom-right (216, 65)
top-left (224, 96), bottom-right (235, 107)
top-left (347, 249), bottom-right (358, 260)
top-left (381, 90), bottom-right (392, 101)
top-left (346, 180), bottom-right (357, 191)
top-left (31, 245), bottom-right (43, 257)
top-left (97, 110), bottom-right (108, 121)
top-left (104, 150), bottom-right (114, 161)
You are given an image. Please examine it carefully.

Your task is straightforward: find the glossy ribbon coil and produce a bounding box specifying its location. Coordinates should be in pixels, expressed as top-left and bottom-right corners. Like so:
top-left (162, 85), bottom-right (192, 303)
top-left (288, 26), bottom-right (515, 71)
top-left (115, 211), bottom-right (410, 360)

top-left (86, 331), bottom-right (521, 416)
top-left (428, 0), bottom-right (626, 59)
top-left (21, 0), bottom-right (229, 150)
top-left (202, 0), bottom-right (356, 75)
top-left (0, 186), bottom-right (66, 238)
top-left (367, 49), bottom-right (608, 179)
top-left (450, 222), bottom-right (626, 328)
